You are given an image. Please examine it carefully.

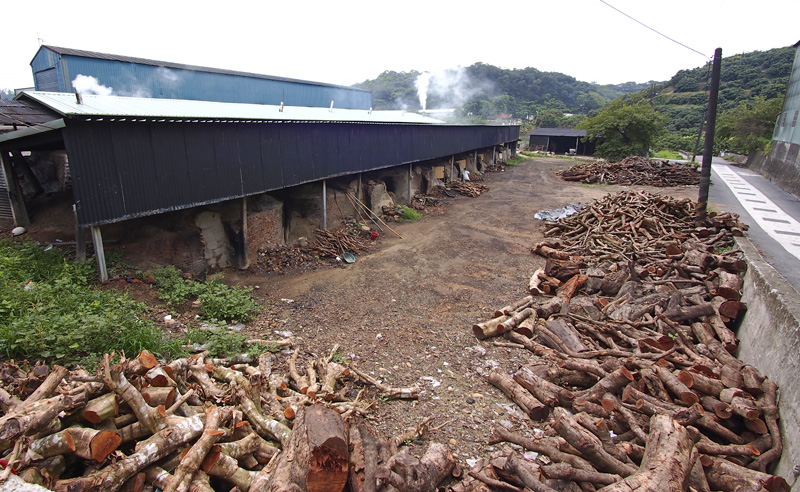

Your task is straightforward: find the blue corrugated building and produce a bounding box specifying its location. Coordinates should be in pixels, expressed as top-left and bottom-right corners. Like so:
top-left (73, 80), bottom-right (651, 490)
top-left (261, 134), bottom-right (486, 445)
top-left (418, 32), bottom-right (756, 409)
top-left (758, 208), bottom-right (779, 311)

top-left (30, 45), bottom-right (372, 110)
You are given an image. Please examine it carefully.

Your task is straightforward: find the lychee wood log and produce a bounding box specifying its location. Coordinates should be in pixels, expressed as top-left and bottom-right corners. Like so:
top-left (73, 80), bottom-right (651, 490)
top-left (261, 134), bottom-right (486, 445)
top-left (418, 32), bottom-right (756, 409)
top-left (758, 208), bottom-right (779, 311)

top-left (267, 404), bottom-right (349, 492)
top-left (599, 415), bottom-right (695, 492)
top-left (488, 372), bottom-right (549, 421)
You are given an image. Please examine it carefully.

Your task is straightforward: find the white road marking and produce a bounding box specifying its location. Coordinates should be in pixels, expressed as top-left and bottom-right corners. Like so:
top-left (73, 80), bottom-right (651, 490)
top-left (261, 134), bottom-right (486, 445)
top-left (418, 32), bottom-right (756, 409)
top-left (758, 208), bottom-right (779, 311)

top-left (713, 163), bottom-right (800, 261)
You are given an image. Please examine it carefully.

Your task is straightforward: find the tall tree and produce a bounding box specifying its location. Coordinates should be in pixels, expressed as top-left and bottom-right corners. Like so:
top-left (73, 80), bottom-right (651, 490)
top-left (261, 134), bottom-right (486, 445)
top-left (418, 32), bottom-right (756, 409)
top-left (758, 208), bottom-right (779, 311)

top-left (715, 96), bottom-right (783, 154)
top-left (578, 95), bottom-right (666, 161)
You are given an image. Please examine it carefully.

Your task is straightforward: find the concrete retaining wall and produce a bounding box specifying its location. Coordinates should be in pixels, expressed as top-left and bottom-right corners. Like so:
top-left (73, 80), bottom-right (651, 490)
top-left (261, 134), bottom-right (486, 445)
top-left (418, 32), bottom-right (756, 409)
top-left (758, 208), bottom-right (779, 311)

top-left (747, 142), bottom-right (800, 198)
top-left (736, 236), bottom-right (800, 487)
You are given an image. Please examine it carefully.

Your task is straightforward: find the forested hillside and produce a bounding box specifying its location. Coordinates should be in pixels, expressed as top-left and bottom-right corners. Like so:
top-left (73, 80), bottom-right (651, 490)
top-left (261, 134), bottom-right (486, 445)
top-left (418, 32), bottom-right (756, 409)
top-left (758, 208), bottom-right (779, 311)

top-left (355, 45), bottom-right (794, 155)
top-left (653, 46), bottom-right (794, 138)
top-left (354, 63), bottom-right (655, 122)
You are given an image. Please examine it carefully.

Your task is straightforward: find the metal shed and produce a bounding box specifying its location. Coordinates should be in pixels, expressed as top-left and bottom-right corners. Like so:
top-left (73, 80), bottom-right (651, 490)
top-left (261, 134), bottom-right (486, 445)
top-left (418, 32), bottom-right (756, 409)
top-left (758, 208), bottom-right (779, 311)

top-left (528, 128), bottom-right (594, 155)
top-left (31, 45), bottom-right (372, 110)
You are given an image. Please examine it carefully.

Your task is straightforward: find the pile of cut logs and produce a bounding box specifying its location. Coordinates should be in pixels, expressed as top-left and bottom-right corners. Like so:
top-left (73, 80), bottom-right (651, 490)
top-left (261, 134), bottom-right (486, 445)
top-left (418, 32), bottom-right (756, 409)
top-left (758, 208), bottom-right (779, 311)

top-left (449, 182), bottom-right (489, 197)
top-left (466, 190), bottom-right (789, 491)
top-left (0, 346), bottom-right (462, 492)
top-left (558, 156), bottom-right (701, 187)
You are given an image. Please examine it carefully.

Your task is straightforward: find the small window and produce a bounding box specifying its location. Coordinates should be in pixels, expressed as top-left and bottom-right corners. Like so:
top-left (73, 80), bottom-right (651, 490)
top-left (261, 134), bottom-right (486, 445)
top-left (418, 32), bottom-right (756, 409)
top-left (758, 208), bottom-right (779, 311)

top-left (793, 110), bottom-right (799, 127)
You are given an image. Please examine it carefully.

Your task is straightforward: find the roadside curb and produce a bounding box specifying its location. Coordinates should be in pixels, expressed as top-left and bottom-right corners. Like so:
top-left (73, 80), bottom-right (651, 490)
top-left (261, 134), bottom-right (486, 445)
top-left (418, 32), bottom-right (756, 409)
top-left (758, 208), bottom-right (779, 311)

top-left (735, 235), bottom-right (800, 487)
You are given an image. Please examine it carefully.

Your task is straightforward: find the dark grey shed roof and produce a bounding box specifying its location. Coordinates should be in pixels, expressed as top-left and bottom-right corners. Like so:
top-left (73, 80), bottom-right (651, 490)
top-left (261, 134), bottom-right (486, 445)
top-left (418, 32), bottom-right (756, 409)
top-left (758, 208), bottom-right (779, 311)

top-left (529, 128), bottom-right (586, 137)
top-left (0, 99), bottom-right (61, 128)
top-left (37, 45), bottom-right (369, 92)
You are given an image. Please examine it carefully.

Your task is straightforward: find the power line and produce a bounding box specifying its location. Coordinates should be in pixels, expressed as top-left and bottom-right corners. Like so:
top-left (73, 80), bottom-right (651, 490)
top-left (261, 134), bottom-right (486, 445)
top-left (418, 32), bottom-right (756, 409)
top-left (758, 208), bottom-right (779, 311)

top-left (598, 0), bottom-right (711, 61)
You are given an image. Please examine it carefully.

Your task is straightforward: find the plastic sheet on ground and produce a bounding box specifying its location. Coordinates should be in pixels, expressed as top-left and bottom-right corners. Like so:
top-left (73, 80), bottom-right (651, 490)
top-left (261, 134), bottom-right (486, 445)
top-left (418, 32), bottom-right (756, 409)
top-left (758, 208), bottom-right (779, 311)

top-left (534, 203), bottom-right (587, 222)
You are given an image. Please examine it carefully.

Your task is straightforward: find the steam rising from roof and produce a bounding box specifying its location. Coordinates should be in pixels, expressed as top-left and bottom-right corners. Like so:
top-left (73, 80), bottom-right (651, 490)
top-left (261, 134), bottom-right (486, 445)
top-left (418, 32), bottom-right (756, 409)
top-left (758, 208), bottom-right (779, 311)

top-left (412, 67), bottom-right (496, 112)
top-left (72, 74), bottom-right (112, 96)
top-left (414, 72), bottom-right (432, 111)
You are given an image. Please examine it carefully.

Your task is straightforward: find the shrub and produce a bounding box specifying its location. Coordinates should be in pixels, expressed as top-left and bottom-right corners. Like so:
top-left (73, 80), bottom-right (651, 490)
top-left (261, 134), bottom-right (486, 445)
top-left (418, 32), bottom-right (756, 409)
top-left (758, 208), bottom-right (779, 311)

top-left (150, 266), bottom-right (199, 305)
top-left (196, 279), bottom-right (259, 323)
top-left (0, 240), bottom-right (181, 367)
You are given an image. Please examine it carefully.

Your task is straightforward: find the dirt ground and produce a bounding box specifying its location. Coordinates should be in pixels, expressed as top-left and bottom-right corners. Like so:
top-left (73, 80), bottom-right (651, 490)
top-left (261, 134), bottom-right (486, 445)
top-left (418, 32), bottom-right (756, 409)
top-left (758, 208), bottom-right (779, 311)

top-left (16, 156), bottom-right (702, 469)
top-left (223, 156), bottom-right (700, 466)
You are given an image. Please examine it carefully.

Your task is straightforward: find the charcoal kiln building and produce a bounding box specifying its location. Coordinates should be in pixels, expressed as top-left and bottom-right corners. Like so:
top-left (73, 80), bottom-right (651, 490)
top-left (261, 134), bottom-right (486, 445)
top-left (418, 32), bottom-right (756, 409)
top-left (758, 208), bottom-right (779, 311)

top-left (0, 92), bottom-right (519, 278)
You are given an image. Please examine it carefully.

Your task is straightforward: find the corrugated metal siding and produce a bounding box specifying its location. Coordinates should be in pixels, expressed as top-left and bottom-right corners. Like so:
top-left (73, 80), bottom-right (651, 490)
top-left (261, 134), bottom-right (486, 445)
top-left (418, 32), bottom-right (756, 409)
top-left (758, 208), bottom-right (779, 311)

top-left (62, 120), bottom-right (519, 226)
top-left (775, 45), bottom-right (800, 145)
top-left (32, 46), bottom-right (371, 109)
top-left (34, 69), bottom-right (59, 91)
top-left (0, 163), bottom-right (13, 229)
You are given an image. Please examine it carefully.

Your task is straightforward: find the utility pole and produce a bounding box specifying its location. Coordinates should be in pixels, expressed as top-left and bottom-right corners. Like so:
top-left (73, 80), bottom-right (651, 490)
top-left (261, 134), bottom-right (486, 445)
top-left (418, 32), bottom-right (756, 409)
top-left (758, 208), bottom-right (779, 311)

top-left (696, 48), bottom-right (722, 224)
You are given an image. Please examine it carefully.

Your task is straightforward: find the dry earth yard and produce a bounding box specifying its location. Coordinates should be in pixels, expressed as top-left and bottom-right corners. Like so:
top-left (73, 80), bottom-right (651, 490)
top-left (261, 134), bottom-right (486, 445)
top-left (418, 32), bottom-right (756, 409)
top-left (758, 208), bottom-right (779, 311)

top-left (226, 156), bottom-right (701, 466)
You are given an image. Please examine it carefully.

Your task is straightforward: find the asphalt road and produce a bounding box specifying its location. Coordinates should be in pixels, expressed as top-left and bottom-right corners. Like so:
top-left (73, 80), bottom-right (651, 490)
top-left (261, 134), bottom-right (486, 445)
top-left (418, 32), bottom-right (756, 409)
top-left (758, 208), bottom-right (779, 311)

top-left (706, 156), bottom-right (800, 292)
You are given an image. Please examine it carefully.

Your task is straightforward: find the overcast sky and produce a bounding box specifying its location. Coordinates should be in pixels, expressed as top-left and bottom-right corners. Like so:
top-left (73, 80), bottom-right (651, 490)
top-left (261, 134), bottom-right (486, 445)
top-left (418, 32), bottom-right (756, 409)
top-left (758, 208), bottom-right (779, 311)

top-left (1, 0), bottom-right (798, 92)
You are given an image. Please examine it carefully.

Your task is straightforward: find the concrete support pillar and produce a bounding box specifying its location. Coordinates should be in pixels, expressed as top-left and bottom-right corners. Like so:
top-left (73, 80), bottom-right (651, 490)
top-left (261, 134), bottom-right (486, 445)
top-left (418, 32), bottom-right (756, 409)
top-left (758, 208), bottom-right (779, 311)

top-left (73, 204), bottom-right (85, 260)
top-left (449, 155), bottom-right (455, 183)
top-left (0, 151), bottom-right (30, 227)
top-left (322, 179), bottom-right (327, 230)
top-left (407, 163), bottom-right (412, 205)
top-left (90, 226), bottom-right (108, 282)
top-left (241, 197), bottom-right (249, 269)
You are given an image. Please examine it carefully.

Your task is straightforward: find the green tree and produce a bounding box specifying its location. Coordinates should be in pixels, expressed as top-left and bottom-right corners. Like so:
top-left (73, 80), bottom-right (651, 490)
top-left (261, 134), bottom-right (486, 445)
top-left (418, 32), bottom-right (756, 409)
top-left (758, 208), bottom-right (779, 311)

top-left (578, 96), bottom-right (666, 161)
top-left (536, 108), bottom-right (566, 128)
top-left (716, 96), bottom-right (783, 154)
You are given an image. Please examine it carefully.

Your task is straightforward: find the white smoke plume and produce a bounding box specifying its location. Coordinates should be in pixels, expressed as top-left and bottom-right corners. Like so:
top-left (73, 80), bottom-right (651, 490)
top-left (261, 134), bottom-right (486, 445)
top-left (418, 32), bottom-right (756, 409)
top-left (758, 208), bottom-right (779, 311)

top-left (414, 67), bottom-right (495, 111)
top-left (414, 72), bottom-right (432, 111)
top-left (71, 74), bottom-right (113, 96)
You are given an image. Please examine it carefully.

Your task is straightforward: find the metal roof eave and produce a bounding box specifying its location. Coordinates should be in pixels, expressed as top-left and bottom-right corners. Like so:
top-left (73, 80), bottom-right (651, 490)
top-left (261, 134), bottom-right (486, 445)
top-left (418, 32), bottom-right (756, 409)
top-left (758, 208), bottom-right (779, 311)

top-left (0, 119), bottom-right (65, 150)
top-left (17, 91), bottom-right (446, 125)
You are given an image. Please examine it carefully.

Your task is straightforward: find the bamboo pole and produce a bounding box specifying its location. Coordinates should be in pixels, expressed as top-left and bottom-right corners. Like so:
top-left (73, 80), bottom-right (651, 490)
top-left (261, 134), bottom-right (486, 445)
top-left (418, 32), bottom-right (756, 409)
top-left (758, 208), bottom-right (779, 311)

top-left (346, 193), bottom-right (402, 239)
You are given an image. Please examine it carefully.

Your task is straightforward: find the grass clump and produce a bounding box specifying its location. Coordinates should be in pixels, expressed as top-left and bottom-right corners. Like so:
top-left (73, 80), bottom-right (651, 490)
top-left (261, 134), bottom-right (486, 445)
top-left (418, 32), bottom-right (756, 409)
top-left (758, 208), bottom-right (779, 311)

top-left (653, 150), bottom-right (683, 160)
top-left (505, 156), bottom-right (529, 166)
top-left (0, 240), bottom-right (181, 367)
top-left (399, 206), bottom-right (422, 221)
top-left (150, 267), bottom-right (259, 323)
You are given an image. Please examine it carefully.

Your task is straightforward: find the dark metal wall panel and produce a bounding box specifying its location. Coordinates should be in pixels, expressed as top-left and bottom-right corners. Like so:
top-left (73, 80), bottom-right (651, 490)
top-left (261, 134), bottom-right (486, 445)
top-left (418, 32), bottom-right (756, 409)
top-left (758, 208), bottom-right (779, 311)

top-left (63, 124), bottom-right (126, 224)
top-left (184, 126), bottom-right (223, 204)
top-left (257, 126), bottom-right (285, 191)
top-left (150, 125), bottom-right (194, 207)
top-left (109, 124), bottom-right (159, 213)
top-left (63, 120), bottom-right (519, 226)
top-left (212, 128), bottom-right (245, 198)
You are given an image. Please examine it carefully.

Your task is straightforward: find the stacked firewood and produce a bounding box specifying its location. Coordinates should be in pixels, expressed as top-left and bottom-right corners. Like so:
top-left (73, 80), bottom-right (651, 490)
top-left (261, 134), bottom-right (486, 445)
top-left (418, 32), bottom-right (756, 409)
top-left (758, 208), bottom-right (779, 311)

top-left (465, 190), bottom-right (789, 491)
top-left (311, 228), bottom-right (372, 257)
top-left (558, 156), bottom-right (701, 187)
top-left (449, 182), bottom-right (489, 197)
top-left (542, 190), bottom-right (746, 262)
top-left (0, 346), bottom-right (461, 492)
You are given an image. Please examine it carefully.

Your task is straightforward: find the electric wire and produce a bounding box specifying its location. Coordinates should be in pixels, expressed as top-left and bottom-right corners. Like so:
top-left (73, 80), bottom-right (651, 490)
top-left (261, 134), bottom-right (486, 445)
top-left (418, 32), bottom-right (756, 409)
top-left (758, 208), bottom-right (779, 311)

top-left (598, 0), bottom-right (712, 60)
